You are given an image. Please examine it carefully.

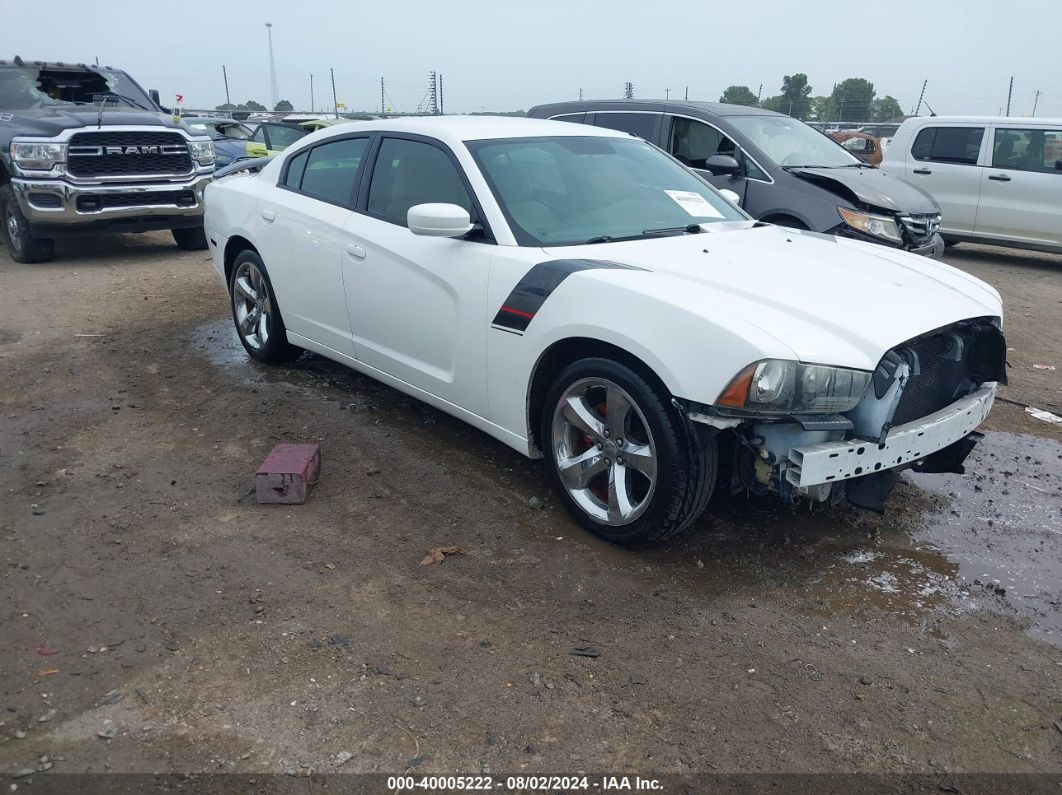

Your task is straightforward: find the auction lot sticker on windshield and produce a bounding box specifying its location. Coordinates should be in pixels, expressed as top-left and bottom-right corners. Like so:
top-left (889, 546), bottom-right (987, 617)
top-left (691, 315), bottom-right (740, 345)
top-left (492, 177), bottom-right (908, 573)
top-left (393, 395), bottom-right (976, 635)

top-left (664, 190), bottom-right (724, 218)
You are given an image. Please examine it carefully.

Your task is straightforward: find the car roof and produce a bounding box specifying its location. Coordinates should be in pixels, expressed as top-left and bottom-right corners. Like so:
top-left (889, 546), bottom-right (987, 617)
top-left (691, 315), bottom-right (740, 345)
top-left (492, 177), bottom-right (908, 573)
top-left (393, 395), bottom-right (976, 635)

top-left (529, 99), bottom-right (784, 118)
top-left (305, 115), bottom-right (631, 144)
top-left (900, 115), bottom-right (1062, 126)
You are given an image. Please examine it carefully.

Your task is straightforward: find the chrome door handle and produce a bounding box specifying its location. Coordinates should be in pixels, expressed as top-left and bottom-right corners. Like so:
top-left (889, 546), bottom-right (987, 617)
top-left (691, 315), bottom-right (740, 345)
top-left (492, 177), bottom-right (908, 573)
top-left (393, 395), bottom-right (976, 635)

top-left (346, 244), bottom-right (366, 259)
top-left (261, 209), bottom-right (276, 223)
top-left (988, 174), bottom-right (1011, 182)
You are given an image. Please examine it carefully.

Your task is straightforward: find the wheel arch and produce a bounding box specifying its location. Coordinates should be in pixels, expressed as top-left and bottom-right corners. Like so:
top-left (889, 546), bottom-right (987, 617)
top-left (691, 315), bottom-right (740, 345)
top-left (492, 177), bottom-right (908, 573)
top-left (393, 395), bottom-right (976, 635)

top-left (223, 235), bottom-right (258, 286)
top-left (526, 336), bottom-right (676, 456)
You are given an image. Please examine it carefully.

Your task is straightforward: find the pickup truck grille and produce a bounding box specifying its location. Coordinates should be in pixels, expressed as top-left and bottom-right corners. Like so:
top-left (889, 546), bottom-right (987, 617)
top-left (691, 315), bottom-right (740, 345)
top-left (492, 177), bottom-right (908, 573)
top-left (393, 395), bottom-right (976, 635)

top-left (75, 191), bottom-right (197, 211)
top-left (898, 213), bottom-right (942, 245)
top-left (67, 131), bottom-right (192, 178)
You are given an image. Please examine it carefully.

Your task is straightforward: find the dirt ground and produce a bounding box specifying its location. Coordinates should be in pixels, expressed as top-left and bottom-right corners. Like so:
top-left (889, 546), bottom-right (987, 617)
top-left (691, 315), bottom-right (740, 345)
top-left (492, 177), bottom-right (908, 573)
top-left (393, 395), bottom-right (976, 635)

top-left (1, 233), bottom-right (1060, 786)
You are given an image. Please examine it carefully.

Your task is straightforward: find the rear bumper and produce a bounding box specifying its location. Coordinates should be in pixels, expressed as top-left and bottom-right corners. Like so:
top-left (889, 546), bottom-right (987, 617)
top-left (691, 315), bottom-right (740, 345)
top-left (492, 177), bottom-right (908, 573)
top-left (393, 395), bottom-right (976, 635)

top-left (785, 383), bottom-right (996, 488)
top-left (12, 174), bottom-right (210, 236)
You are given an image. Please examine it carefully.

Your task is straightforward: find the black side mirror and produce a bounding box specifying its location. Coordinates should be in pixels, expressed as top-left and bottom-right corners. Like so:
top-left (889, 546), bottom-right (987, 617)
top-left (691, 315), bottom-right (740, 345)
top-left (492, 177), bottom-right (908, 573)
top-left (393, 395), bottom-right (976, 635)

top-left (704, 154), bottom-right (742, 176)
top-left (148, 88), bottom-right (161, 107)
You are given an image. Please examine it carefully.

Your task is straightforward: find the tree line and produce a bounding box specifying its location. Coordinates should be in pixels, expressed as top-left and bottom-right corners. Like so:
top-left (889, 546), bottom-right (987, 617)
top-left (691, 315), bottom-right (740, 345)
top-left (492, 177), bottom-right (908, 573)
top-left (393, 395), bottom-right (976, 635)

top-left (719, 75), bottom-right (904, 123)
top-left (214, 99), bottom-right (294, 118)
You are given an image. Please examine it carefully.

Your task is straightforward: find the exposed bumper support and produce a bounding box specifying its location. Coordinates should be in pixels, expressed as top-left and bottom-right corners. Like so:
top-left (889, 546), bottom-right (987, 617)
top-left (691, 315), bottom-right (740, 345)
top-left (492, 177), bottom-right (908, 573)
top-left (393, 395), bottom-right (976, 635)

top-left (785, 384), bottom-right (996, 488)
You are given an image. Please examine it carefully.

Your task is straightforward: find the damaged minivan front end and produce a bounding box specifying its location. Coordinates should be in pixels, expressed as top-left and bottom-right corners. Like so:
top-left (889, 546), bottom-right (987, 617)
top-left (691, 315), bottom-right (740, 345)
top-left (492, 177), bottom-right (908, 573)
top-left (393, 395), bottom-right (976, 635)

top-left (683, 317), bottom-right (1007, 512)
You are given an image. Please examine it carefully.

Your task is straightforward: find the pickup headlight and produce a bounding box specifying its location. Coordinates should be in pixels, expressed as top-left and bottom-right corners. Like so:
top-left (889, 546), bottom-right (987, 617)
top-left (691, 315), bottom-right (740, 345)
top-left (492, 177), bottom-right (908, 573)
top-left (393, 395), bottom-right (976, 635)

top-left (837, 206), bottom-right (903, 244)
top-left (10, 141), bottom-right (67, 170)
top-left (188, 139), bottom-right (216, 166)
top-left (717, 359), bottom-right (871, 415)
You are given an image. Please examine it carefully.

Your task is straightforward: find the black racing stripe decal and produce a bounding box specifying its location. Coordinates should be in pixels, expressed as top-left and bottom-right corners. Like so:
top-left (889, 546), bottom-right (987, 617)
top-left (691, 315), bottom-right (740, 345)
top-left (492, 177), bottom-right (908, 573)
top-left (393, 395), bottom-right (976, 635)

top-left (491, 259), bottom-right (639, 333)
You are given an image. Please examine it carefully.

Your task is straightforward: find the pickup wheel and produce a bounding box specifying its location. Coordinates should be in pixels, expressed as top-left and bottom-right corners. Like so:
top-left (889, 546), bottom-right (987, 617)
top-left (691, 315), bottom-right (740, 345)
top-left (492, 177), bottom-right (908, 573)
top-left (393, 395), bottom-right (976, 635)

top-left (542, 358), bottom-right (716, 545)
top-left (172, 226), bottom-right (208, 251)
top-left (228, 250), bottom-right (301, 364)
top-left (1, 184), bottom-right (55, 263)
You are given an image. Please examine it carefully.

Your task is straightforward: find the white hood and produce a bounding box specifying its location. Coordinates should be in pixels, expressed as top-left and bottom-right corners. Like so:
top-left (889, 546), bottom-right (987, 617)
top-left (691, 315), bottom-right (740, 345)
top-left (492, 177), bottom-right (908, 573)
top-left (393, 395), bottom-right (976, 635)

top-left (545, 224), bottom-right (1002, 370)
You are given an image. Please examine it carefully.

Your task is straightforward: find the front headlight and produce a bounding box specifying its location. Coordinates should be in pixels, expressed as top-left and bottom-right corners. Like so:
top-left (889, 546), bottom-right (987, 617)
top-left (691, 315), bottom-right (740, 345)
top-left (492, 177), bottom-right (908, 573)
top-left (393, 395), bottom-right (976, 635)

top-left (10, 141), bottom-right (67, 170)
top-left (717, 359), bottom-right (871, 415)
top-left (188, 139), bottom-right (216, 166)
top-left (837, 206), bottom-right (903, 244)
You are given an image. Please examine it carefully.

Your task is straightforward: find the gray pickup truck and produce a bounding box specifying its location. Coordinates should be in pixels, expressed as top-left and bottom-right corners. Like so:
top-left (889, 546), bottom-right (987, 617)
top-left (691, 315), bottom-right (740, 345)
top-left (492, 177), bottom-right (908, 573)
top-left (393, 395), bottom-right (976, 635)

top-left (0, 57), bottom-right (215, 262)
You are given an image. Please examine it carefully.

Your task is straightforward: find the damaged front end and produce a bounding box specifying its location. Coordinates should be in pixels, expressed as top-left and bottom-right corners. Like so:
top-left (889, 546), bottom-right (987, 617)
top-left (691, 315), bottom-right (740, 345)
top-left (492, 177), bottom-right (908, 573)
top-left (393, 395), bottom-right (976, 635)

top-left (684, 317), bottom-right (1007, 513)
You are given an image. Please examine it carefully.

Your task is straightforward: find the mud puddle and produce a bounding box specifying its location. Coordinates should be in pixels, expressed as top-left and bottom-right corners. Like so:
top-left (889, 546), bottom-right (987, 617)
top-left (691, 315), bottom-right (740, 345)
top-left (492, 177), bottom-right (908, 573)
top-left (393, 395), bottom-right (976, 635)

top-left (193, 319), bottom-right (1062, 645)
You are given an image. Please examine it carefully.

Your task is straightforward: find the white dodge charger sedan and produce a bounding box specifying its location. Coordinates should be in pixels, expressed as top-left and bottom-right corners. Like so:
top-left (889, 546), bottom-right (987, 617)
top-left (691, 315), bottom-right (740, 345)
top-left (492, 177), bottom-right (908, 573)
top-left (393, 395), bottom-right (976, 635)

top-left (204, 117), bottom-right (1007, 545)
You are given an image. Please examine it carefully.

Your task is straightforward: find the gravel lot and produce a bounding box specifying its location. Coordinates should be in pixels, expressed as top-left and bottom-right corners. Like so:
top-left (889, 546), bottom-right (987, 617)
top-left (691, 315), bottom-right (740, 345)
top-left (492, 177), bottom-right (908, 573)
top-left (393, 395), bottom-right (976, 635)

top-left (1, 233), bottom-right (1060, 782)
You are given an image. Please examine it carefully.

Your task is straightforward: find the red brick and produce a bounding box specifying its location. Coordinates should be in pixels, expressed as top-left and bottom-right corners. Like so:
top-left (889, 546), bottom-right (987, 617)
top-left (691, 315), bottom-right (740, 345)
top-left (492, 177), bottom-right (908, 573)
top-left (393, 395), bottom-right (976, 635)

top-left (255, 443), bottom-right (321, 505)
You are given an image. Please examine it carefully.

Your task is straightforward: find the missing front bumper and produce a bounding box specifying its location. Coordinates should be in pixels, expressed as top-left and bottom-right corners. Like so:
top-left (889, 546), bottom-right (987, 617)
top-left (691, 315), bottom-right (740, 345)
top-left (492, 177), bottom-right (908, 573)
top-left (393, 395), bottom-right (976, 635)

top-left (785, 384), bottom-right (995, 489)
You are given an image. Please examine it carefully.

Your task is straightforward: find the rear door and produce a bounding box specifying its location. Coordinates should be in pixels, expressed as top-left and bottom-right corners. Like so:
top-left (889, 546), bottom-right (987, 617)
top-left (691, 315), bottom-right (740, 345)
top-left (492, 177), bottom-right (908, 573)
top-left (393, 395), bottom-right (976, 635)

top-left (253, 135), bottom-right (372, 356)
top-left (904, 124), bottom-right (987, 234)
top-left (974, 124), bottom-right (1062, 248)
top-left (588, 111), bottom-right (663, 146)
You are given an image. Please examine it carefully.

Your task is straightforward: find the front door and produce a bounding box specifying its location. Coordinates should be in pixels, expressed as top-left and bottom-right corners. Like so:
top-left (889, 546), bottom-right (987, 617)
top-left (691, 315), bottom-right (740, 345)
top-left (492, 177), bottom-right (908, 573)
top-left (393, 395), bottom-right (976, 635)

top-left (974, 125), bottom-right (1062, 248)
top-left (341, 135), bottom-right (493, 415)
top-left (904, 124), bottom-right (987, 235)
top-left (666, 116), bottom-right (749, 204)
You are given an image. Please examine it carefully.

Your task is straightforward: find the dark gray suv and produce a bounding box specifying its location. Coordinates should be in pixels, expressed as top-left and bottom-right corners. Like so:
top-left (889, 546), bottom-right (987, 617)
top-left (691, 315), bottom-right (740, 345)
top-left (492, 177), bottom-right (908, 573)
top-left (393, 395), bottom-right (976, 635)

top-left (528, 100), bottom-right (945, 257)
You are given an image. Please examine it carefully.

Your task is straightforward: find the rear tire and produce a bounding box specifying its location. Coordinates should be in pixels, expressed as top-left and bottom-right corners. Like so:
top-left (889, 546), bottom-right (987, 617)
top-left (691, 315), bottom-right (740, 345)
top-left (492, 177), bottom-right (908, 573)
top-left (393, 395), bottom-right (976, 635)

top-left (541, 357), bottom-right (716, 545)
top-left (1, 184), bottom-right (54, 263)
top-left (172, 226), bottom-right (208, 250)
top-left (228, 250), bottom-right (302, 364)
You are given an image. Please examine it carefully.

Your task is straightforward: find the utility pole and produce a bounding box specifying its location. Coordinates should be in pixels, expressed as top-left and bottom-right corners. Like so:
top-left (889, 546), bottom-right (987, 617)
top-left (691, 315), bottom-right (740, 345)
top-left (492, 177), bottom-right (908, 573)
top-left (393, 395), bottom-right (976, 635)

top-left (578, 87), bottom-right (583, 101)
top-left (684, 86), bottom-right (688, 101)
top-left (439, 73), bottom-right (444, 114)
top-left (623, 81), bottom-right (634, 100)
top-left (756, 83), bottom-right (762, 104)
top-left (381, 77), bottom-right (386, 116)
top-left (914, 79), bottom-right (927, 116)
top-left (310, 74), bottom-right (314, 113)
top-left (665, 87), bottom-right (670, 100)
top-left (1005, 76), bottom-right (1013, 116)
top-left (330, 67), bottom-right (338, 118)
top-left (265, 22), bottom-right (279, 110)
top-left (1032, 89), bottom-right (1040, 117)
top-left (222, 65), bottom-right (231, 109)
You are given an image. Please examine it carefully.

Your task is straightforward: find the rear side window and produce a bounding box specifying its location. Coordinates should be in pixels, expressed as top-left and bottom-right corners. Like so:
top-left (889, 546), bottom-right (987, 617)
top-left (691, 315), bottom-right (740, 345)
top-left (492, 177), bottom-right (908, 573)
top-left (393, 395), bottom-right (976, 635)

top-left (283, 151), bottom-right (308, 189)
top-left (264, 124), bottom-right (307, 151)
top-left (592, 112), bottom-right (660, 141)
top-left (297, 137), bottom-right (368, 206)
top-left (551, 113), bottom-right (586, 124)
top-left (911, 126), bottom-right (984, 165)
top-left (992, 127), bottom-right (1062, 174)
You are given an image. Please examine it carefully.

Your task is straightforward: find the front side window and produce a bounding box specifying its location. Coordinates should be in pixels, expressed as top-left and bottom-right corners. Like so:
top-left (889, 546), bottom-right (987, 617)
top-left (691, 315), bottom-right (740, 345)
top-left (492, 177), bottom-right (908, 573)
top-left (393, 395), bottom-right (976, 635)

top-left (469, 135), bottom-right (747, 247)
top-left (911, 126), bottom-right (984, 165)
top-left (992, 127), bottom-right (1062, 174)
top-left (295, 137), bottom-right (368, 206)
top-left (669, 117), bottom-right (731, 168)
top-left (367, 138), bottom-right (472, 226)
top-left (593, 112), bottom-right (660, 141)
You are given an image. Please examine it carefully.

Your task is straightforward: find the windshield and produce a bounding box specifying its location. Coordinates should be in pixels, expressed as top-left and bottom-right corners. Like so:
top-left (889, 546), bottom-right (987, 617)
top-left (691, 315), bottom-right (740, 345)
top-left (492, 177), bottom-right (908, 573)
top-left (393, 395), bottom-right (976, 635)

top-left (727, 115), bottom-right (860, 168)
top-left (0, 66), bottom-right (157, 111)
top-left (468, 136), bottom-right (747, 246)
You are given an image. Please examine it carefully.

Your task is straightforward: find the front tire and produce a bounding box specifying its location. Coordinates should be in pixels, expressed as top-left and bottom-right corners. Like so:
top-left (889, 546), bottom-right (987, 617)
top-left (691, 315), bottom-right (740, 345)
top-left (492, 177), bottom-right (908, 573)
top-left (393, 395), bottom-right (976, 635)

top-left (228, 250), bottom-right (301, 364)
top-left (172, 226), bottom-right (208, 250)
top-left (1, 184), bottom-right (54, 263)
top-left (542, 357), bottom-right (716, 545)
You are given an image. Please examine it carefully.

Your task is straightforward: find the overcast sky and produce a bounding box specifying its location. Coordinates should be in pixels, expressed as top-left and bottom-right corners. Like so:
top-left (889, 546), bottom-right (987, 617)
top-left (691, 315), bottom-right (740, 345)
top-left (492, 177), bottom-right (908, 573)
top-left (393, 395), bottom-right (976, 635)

top-left (3, 0), bottom-right (1058, 117)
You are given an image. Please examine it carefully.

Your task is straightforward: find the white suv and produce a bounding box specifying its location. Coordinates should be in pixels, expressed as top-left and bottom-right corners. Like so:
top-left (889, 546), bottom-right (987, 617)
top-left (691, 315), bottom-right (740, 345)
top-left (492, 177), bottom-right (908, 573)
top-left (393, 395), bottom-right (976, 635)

top-left (882, 116), bottom-right (1062, 254)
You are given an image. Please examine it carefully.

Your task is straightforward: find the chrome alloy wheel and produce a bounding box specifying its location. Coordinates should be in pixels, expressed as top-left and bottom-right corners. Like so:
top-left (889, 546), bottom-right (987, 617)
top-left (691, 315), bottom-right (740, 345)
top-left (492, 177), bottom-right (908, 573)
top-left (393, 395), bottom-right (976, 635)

top-left (5, 204), bottom-right (23, 254)
top-left (551, 377), bottom-right (658, 526)
top-left (232, 259), bottom-right (272, 350)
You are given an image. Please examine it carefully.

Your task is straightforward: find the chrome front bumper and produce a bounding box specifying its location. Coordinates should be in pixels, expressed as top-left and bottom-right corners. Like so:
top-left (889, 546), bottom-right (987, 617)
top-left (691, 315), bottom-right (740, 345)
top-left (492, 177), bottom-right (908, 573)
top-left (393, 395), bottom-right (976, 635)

top-left (11, 174), bottom-right (211, 224)
top-left (785, 384), bottom-right (996, 488)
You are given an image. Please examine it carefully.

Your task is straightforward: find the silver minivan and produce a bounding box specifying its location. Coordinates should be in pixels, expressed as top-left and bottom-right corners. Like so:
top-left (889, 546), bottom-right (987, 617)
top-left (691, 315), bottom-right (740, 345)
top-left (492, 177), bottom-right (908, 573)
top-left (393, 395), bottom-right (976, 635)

top-left (882, 116), bottom-right (1062, 253)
